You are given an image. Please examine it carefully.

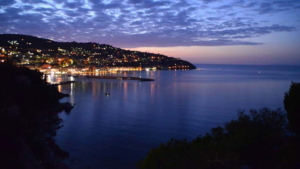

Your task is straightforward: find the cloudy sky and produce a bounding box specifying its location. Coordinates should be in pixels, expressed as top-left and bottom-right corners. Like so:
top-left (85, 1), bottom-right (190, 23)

top-left (1, 0), bottom-right (300, 64)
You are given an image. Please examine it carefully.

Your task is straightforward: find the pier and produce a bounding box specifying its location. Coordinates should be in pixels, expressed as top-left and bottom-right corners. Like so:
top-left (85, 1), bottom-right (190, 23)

top-left (50, 81), bottom-right (76, 85)
top-left (86, 76), bottom-right (154, 81)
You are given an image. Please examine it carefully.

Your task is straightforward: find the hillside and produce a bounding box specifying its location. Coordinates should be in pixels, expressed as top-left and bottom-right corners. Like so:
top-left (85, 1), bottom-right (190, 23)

top-left (0, 34), bottom-right (196, 69)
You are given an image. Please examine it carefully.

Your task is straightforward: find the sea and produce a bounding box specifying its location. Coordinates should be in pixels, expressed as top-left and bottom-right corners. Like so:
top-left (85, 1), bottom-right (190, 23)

top-left (52, 64), bottom-right (300, 169)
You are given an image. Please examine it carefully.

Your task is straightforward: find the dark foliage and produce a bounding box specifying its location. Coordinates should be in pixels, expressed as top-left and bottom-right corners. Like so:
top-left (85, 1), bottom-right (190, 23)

top-left (0, 62), bottom-right (68, 168)
top-left (138, 108), bottom-right (300, 169)
top-left (284, 82), bottom-right (300, 134)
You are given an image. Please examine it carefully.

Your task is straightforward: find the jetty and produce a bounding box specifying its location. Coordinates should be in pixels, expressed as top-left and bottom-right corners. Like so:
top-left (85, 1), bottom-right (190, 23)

top-left (50, 81), bottom-right (76, 85)
top-left (86, 76), bottom-right (154, 81)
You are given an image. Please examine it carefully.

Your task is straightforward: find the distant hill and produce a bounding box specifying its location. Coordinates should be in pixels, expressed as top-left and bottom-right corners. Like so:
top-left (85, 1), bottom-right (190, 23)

top-left (0, 34), bottom-right (196, 69)
top-left (0, 34), bottom-right (113, 50)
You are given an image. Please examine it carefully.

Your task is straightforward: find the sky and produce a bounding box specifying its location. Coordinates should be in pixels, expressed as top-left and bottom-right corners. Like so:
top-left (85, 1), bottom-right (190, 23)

top-left (0, 0), bottom-right (300, 65)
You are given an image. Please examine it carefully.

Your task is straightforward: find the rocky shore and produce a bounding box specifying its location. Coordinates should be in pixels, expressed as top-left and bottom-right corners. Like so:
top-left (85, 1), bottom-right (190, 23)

top-left (0, 62), bottom-right (72, 168)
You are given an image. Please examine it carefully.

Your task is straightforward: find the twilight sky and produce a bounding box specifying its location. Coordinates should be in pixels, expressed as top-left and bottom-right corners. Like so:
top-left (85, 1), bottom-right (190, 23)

top-left (0, 0), bottom-right (300, 64)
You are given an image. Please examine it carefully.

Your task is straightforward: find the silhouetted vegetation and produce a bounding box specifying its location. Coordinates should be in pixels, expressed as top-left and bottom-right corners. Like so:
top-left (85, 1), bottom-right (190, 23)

top-left (284, 82), bottom-right (300, 135)
top-left (0, 62), bottom-right (69, 168)
top-left (138, 83), bottom-right (300, 169)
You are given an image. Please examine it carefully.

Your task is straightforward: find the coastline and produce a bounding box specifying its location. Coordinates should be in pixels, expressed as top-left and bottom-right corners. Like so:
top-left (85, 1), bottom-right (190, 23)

top-left (0, 62), bottom-right (72, 169)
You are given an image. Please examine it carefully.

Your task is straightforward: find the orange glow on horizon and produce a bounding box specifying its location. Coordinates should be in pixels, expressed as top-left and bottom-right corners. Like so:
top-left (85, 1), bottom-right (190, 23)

top-left (125, 43), bottom-right (300, 65)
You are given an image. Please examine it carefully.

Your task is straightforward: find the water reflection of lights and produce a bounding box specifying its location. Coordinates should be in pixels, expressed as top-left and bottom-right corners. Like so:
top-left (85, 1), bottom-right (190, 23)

top-left (92, 82), bottom-right (97, 95)
top-left (57, 84), bottom-right (61, 92)
top-left (123, 82), bottom-right (128, 98)
top-left (69, 82), bottom-right (75, 105)
top-left (150, 83), bottom-right (155, 97)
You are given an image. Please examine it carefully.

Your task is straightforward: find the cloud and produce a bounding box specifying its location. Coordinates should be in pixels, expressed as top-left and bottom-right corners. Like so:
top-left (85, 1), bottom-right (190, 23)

top-left (251, 0), bottom-right (300, 14)
top-left (0, 0), bottom-right (15, 6)
top-left (127, 0), bottom-right (170, 7)
top-left (202, 0), bottom-right (220, 3)
top-left (259, 2), bottom-right (273, 14)
top-left (0, 0), bottom-right (299, 47)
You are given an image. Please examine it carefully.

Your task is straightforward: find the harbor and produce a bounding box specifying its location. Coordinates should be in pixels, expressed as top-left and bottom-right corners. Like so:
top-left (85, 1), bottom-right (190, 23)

top-left (86, 75), bottom-right (154, 81)
top-left (47, 74), bottom-right (154, 85)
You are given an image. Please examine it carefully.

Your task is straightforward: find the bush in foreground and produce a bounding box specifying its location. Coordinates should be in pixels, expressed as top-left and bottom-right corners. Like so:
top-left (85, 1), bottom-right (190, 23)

top-left (284, 82), bottom-right (300, 135)
top-left (138, 108), bottom-right (300, 169)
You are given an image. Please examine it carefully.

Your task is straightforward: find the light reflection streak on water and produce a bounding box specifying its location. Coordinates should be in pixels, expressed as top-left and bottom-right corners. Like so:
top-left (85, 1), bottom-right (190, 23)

top-left (123, 82), bottom-right (128, 99)
top-left (57, 85), bottom-right (61, 93)
top-left (69, 83), bottom-right (75, 105)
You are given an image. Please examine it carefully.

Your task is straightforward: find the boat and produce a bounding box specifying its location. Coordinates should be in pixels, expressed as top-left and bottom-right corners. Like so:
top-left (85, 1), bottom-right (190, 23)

top-left (139, 78), bottom-right (154, 82)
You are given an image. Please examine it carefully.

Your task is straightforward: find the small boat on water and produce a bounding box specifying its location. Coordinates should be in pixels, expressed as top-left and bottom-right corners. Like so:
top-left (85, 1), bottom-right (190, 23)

top-left (105, 93), bottom-right (110, 96)
top-left (139, 78), bottom-right (154, 81)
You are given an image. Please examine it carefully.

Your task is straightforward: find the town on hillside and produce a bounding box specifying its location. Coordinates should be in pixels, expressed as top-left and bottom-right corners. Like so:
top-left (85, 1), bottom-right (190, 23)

top-left (0, 34), bottom-right (196, 75)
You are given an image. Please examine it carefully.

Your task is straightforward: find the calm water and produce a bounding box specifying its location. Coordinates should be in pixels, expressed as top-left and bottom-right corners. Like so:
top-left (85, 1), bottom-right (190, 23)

top-left (54, 64), bottom-right (300, 169)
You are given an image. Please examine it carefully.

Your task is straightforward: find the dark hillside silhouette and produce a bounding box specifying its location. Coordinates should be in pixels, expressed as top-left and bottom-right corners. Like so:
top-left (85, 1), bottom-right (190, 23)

top-left (0, 62), bottom-right (69, 168)
top-left (0, 34), bottom-right (196, 69)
